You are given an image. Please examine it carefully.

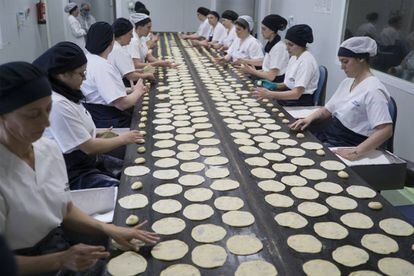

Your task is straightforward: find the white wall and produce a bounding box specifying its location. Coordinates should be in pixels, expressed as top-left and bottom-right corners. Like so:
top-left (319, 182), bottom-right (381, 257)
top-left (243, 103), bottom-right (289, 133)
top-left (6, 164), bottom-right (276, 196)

top-left (271, 0), bottom-right (414, 162)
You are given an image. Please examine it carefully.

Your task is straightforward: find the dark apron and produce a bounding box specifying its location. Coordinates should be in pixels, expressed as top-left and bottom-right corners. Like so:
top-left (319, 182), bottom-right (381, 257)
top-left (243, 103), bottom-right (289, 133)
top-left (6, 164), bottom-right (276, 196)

top-left (277, 93), bottom-right (314, 106)
top-left (314, 116), bottom-right (368, 147)
top-left (0, 235), bottom-right (17, 276)
top-left (82, 103), bottom-right (132, 128)
top-left (64, 150), bottom-right (122, 190)
top-left (273, 74), bottom-right (285, 83)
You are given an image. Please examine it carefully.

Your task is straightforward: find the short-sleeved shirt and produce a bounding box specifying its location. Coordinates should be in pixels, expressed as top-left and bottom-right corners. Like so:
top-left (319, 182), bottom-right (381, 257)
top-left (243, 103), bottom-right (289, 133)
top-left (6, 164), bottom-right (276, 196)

top-left (81, 53), bottom-right (127, 105)
top-left (220, 26), bottom-right (237, 47)
top-left (325, 76), bottom-right (393, 137)
top-left (262, 40), bottom-right (289, 75)
top-left (226, 35), bottom-right (264, 61)
top-left (197, 19), bottom-right (211, 38)
top-left (108, 41), bottom-right (135, 78)
top-left (209, 22), bottom-right (227, 43)
top-left (0, 137), bottom-right (71, 250)
top-left (284, 51), bottom-right (319, 95)
top-left (43, 92), bottom-right (96, 154)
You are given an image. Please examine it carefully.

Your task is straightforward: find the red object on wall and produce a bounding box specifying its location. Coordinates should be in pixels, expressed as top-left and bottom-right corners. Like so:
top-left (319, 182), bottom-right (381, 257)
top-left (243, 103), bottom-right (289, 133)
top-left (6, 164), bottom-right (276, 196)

top-left (36, 0), bottom-right (46, 24)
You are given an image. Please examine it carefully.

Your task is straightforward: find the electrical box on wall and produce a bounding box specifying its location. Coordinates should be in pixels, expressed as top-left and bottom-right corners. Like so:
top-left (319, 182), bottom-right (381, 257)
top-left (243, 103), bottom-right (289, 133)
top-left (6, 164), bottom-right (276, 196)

top-left (16, 8), bottom-right (30, 29)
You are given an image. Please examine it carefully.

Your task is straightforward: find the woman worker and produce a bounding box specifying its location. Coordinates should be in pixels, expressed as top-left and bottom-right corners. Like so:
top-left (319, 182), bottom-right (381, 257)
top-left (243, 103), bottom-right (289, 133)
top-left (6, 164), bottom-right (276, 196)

top-left (64, 3), bottom-right (86, 49)
top-left (34, 41), bottom-right (144, 190)
top-left (253, 24), bottom-right (319, 106)
top-left (0, 61), bottom-right (159, 274)
top-left (181, 7), bottom-right (211, 41)
top-left (193, 11), bottom-right (227, 47)
top-left (290, 37), bottom-right (393, 160)
top-left (81, 22), bottom-right (148, 128)
top-left (211, 10), bottom-right (239, 52)
top-left (215, 15), bottom-right (264, 65)
top-left (238, 14), bottom-right (289, 83)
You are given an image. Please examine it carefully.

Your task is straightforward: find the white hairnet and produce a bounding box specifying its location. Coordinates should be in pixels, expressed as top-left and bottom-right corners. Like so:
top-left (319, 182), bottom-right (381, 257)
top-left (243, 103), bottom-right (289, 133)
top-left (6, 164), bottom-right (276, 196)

top-left (130, 13), bottom-right (149, 24)
top-left (238, 15), bottom-right (254, 31)
top-left (64, 3), bottom-right (78, 13)
top-left (339, 36), bottom-right (377, 57)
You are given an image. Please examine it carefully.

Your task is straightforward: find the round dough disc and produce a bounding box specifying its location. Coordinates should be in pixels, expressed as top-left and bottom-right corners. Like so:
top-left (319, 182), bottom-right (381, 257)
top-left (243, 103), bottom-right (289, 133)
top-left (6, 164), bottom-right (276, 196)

top-left (154, 158), bottom-right (179, 168)
top-left (151, 239), bottom-right (188, 261)
top-left (152, 149), bottom-right (176, 158)
top-left (204, 156), bottom-right (229, 166)
top-left (297, 202), bottom-right (329, 217)
top-left (184, 188), bottom-right (214, 202)
top-left (226, 235), bottom-right (263, 255)
top-left (258, 180), bottom-right (285, 192)
top-left (300, 169), bottom-right (327, 181)
top-left (251, 168), bottom-right (276, 179)
top-left (314, 222), bottom-right (349, 240)
top-left (265, 193), bottom-right (294, 208)
top-left (287, 234), bottom-right (322, 253)
top-left (303, 259), bottom-right (340, 276)
top-left (180, 162), bottom-right (205, 173)
top-left (151, 217), bottom-right (186, 235)
top-left (281, 175), bottom-right (307, 187)
top-left (191, 224), bottom-right (227, 243)
top-left (177, 143), bottom-right (199, 152)
top-left (191, 244), bottom-right (227, 268)
top-left (153, 169), bottom-right (180, 180)
top-left (124, 166), bottom-right (150, 177)
top-left (178, 175), bottom-right (205, 186)
top-left (152, 199), bottom-right (182, 214)
top-left (222, 210), bottom-right (255, 227)
top-left (263, 152), bottom-right (287, 162)
top-left (282, 148), bottom-right (306, 157)
top-left (183, 204), bottom-right (214, 220)
top-left (205, 167), bottom-right (230, 179)
top-left (154, 183), bottom-right (183, 197)
top-left (320, 160), bottom-right (346, 171)
top-left (314, 182), bottom-right (343, 194)
top-left (291, 157), bottom-right (315, 167)
top-left (107, 251), bottom-right (147, 276)
top-left (118, 194), bottom-right (148, 209)
top-left (160, 264), bottom-right (200, 276)
top-left (245, 157), bottom-right (270, 167)
top-left (235, 260), bottom-right (278, 276)
top-left (274, 211), bottom-right (308, 229)
top-left (291, 187), bottom-right (319, 200)
top-left (379, 218), bottom-right (414, 236)
top-left (301, 142), bottom-right (323, 150)
top-left (214, 196), bottom-right (244, 211)
top-left (349, 271), bottom-right (382, 276)
top-left (210, 179), bottom-right (240, 191)
top-left (332, 245), bottom-right (369, 267)
top-left (272, 163), bottom-right (297, 173)
top-left (361, 233), bottom-right (399, 254)
top-left (200, 147), bottom-right (221, 156)
top-left (340, 212), bottom-right (374, 229)
top-left (326, 195), bottom-right (358, 210)
top-left (378, 257), bottom-right (414, 276)
top-left (346, 185), bottom-right (377, 199)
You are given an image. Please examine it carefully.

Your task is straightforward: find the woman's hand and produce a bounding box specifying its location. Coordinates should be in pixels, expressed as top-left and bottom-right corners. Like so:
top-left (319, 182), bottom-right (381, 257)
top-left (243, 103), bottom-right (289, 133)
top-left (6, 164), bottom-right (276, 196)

top-left (119, 130), bottom-right (144, 144)
top-left (105, 221), bottom-right (160, 251)
top-left (289, 118), bottom-right (313, 131)
top-left (252, 87), bottom-right (273, 100)
top-left (237, 64), bottom-right (255, 74)
top-left (133, 79), bottom-right (148, 96)
top-left (60, 244), bottom-right (109, 272)
top-left (214, 56), bottom-right (225, 64)
top-left (333, 148), bottom-right (360, 161)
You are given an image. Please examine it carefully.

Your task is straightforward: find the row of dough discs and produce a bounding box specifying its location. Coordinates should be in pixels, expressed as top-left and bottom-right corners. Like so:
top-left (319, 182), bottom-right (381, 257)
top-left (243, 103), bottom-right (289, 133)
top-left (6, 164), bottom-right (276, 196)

top-left (182, 45), bottom-right (414, 275)
top-left (108, 35), bottom-right (278, 276)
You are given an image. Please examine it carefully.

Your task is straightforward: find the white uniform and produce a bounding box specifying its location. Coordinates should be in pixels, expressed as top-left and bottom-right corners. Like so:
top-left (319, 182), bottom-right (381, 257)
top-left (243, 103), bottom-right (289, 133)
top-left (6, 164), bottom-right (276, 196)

top-left (81, 53), bottom-right (127, 105)
top-left (127, 32), bottom-right (147, 61)
top-left (355, 22), bottom-right (378, 41)
top-left (44, 92), bottom-right (96, 154)
top-left (262, 40), bottom-right (289, 75)
top-left (284, 51), bottom-right (319, 95)
top-left (226, 35), bottom-right (264, 61)
top-left (209, 22), bottom-right (227, 42)
top-left (66, 15), bottom-right (86, 49)
top-left (220, 26), bottom-right (237, 47)
top-left (0, 137), bottom-right (71, 250)
top-left (197, 19), bottom-right (211, 39)
top-left (380, 26), bottom-right (400, 46)
top-left (325, 76), bottom-right (392, 137)
top-left (108, 41), bottom-right (136, 78)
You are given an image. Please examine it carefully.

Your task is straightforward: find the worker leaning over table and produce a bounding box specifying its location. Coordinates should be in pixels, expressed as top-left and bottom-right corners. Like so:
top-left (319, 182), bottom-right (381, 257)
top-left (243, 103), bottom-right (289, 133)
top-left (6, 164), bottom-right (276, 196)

top-left (238, 14), bottom-right (290, 83)
top-left (181, 7), bottom-right (211, 41)
top-left (290, 37), bottom-right (393, 161)
top-left (80, 22), bottom-right (148, 128)
top-left (128, 13), bottom-right (177, 69)
top-left (215, 15), bottom-right (264, 65)
top-left (193, 11), bottom-right (227, 48)
top-left (108, 18), bottom-right (155, 85)
top-left (34, 41), bottom-right (144, 190)
top-left (253, 24), bottom-right (319, 106)
top-left (0, 62), bottom-right (159, 275)
top-left (211, 10), bottom-right (239, 52)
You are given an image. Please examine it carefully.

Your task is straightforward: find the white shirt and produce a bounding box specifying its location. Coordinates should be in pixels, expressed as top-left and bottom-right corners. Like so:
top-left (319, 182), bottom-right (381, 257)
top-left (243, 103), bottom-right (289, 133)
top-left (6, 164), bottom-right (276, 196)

top-left (44, 92), bottom-right (96, 154)
top-left (226, 35), bottom-right (264, 61)
top-left (284, 51), bottom-right (319, 95)
top-left (81, 53), bottom-right (127, 105)
top-left (220, 26), bottom-right (237, 47)
top-left (209, 22), bottom-right (227, 43)
top-left (66, 15), bottom-right (86, 49)
top-left (197, 19), bottom-right (212, 38)
top-left (262, 40), bottom-right (289, 75)
top-left (108, 41), bottom-right (136, 78)
top-left (325, 76), bottom-right (392, 137)
top-left (380, 26), bottom-right (400, 46)
top-left (127, 32), bottom-right (148, 61)
top-left (0, 137), bottom-right (71, 250)
top-left (355, 22), bottom-right (378, 41)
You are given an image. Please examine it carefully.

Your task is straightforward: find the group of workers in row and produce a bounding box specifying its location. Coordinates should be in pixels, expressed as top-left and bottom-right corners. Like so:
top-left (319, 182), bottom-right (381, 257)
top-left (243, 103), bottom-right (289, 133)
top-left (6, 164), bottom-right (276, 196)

top-left (0, 2), bottom-right (394, 275)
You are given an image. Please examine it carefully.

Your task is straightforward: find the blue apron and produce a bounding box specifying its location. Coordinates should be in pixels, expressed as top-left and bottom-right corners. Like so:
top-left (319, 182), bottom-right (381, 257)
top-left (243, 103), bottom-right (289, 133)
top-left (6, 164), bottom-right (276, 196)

top-left (314, 116), bottom-right (368, 147)
top-left (83, 103), bottom-right (132, 128)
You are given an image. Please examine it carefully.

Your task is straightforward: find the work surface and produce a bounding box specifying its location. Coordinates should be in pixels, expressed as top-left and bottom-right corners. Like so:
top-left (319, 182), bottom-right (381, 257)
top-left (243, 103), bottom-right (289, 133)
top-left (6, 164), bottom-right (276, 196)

top-left (109, 33), bottom-right (414, 275)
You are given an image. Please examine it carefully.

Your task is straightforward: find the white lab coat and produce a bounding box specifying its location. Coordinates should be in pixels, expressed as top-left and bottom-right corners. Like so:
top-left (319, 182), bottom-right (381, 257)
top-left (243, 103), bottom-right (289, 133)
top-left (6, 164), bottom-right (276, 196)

top-left (262, 40), bottom-right (289, 75)
top-left (209, 22), bottom-right (227, 43)
top-left (284, 51), bottom-right (319, 95)
top-left (66, 14), bottom-right (86, 49)
top-left (220, 26), bottom-right (237, 48)
top-left (108, 41), bottom-right (136, 78)
top-left (197, 19), bottom-right (212, 39)
top-left (226, 35), bottom-right (264, 61)
top-left (325, 76), bottom-right (392, 137)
